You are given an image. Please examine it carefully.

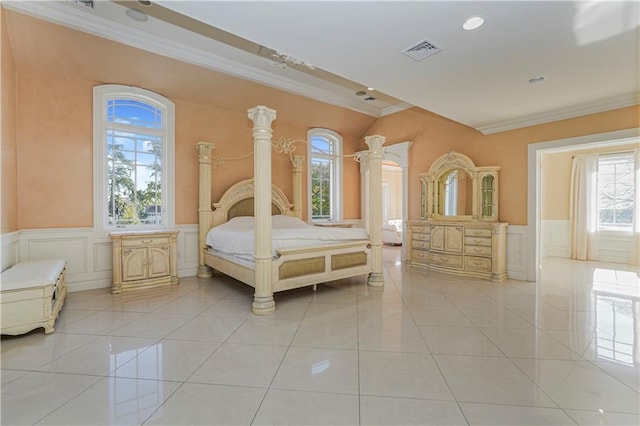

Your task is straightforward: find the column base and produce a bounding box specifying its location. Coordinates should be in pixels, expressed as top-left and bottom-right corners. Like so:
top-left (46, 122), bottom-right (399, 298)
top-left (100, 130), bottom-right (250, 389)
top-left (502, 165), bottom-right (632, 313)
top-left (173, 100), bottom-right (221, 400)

top-left (197, 265), bottom-right (213, 279)
top-left (367, 272), bottom-right (384, 287)
top-left (252, 296), bottom-right (276, 315)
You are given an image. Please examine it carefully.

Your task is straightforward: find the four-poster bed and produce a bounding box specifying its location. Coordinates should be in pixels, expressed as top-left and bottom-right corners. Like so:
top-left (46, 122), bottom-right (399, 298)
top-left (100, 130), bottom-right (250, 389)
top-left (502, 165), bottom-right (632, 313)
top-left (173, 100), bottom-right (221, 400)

top-left (196, 105), bottom-right (385, 315)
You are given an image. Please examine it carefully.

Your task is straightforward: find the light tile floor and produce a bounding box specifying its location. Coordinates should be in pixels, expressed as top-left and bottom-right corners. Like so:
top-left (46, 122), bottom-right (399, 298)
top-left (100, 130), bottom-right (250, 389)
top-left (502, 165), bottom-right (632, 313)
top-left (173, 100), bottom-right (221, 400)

top-left (2, 248), bottom-right (639, 425)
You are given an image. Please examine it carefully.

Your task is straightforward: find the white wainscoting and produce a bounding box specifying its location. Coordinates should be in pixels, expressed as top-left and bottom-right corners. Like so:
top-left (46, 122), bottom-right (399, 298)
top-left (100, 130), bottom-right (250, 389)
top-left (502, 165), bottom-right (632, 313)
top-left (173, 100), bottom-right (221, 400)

top-left (542, 220), bottom-right (571, 259)
top-left (541, 220), bottom-right (633, 264)
top-left (597, 231), bottom-right (635, 264)
top-left (1, 231), bottom-right (21, 272)
top-left (506, 225), bottom-right (528, 281)
top-left (3, 225), bottom-right (199, 293)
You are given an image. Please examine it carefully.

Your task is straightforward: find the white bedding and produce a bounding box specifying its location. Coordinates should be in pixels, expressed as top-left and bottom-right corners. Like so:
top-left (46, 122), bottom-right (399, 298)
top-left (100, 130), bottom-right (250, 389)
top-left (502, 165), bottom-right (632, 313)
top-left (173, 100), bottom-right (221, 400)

top-left (206, 215), bottom-right (369, 258)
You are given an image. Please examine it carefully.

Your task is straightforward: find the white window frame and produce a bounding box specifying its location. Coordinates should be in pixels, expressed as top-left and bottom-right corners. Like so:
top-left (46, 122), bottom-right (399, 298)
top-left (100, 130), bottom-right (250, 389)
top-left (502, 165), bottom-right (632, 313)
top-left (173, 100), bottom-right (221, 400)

top-left (597, 152), bottom-right (635, 232)
top-left (93, 84), bottom-right (175, 233)
top-left (307, 128), bottom-right (342, 223)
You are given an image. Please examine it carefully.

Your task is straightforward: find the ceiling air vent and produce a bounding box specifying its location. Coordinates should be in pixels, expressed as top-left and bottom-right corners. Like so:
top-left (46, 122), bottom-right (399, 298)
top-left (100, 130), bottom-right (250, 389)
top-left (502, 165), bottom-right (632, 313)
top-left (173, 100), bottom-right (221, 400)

top-left (402, 39), bottom-right (441, 61)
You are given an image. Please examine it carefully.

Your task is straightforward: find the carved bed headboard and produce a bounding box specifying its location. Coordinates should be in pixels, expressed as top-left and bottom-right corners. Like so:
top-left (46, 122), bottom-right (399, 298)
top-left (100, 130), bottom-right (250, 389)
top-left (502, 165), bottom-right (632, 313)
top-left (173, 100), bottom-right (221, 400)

top-left (227, 198), bottom-right (282, 219)
top-left (211, 179), bottom-right (295, 227)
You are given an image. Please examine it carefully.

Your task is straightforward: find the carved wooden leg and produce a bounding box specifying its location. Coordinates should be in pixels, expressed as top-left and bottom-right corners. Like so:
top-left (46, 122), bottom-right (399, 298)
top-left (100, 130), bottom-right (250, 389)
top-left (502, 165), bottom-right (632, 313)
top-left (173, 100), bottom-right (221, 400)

top-left (43, 320), bottom-right (55, 334)
top-left (197, 264), bottom-right (213, 279)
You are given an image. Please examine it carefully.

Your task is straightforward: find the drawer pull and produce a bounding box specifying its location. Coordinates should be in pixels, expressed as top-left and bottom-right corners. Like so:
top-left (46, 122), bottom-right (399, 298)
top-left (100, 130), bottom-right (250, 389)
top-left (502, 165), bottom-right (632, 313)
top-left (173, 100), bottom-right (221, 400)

top-left (142, 240), bottom-right (153, 244)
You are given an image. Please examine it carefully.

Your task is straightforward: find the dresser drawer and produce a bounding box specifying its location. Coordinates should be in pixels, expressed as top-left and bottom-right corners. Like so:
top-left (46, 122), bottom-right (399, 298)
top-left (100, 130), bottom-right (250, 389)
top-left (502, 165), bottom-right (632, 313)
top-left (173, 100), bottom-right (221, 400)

top-left (412, 225), bottom-right (429, 234)
top-left (412, 240), bottom-right (430, 250)
top-left (464, 245), bottom-right (492, 256)
top-left (465, 256), bottom-right (491, 272)
top-left (429, 253), bottom-right (463, 268)
top-left (122, 236), bottom-right (170, 247)
top-left (465, 228), bottom-right (492, 238)
top-left (412, 250), bottom-right (429, 262)
top-left (464, 236), bottom-right (492, 247)
top-left (413, 232), bottom-right (430, 242)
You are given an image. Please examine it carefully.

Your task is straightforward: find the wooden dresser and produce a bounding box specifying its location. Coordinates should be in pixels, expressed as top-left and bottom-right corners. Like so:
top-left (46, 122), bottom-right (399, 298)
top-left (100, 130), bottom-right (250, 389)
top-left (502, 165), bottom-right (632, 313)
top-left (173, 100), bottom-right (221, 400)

top-left (407, 220), bottom-right (508, 282)
top-left (110, 230), bottom-right (179, 293)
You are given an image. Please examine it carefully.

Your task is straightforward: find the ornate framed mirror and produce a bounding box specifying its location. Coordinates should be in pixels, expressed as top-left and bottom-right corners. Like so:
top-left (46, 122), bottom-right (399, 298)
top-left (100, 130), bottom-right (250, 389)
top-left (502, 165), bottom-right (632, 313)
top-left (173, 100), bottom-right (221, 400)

top-left (419, 151), bottom-right (500, 221)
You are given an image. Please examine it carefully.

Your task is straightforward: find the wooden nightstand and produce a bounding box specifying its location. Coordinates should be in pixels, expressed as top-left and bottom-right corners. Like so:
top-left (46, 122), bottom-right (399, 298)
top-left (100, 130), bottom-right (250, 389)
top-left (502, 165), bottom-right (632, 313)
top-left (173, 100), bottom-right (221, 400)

top-left (110, 230), bottom-right (179, 294)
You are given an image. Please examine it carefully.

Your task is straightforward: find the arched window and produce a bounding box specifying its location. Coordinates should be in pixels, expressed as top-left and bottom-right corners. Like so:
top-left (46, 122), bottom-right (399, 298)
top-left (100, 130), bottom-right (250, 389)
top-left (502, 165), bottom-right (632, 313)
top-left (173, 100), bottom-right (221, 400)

top-left (307, 128), bottom-right (342, 222)
top-left (93, 85), bottom-right (175, 231)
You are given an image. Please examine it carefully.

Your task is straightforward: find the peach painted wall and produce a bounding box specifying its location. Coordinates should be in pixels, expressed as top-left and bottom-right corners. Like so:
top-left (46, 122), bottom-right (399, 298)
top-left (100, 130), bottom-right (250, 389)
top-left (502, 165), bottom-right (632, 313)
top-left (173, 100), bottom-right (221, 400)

top-left (541, 142), bottom-right (639, 221)
top-left (368, 105), bottom-right (640, 225)
top-left (16, 71), bottom-right (94, 229)
top-left (14, 70), bottom-right (366, 229)
top-left (175, 101), bottom-right (363, 224)
top-left (1, 6), bottom-right (18, 233)
top-left (363, 108), bottom-right (483, 221)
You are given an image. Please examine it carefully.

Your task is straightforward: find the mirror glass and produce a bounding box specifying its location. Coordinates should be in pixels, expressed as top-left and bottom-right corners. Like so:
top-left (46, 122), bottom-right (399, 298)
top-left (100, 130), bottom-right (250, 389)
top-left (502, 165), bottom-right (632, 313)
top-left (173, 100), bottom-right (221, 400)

top-left (438, 169), bottom-right (473, 216)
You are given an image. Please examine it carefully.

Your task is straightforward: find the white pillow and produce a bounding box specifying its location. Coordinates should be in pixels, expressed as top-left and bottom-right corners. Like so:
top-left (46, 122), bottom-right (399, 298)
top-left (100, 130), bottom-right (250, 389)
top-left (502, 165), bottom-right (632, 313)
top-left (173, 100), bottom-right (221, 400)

top-left (271, 215), bottom-right (307, 228)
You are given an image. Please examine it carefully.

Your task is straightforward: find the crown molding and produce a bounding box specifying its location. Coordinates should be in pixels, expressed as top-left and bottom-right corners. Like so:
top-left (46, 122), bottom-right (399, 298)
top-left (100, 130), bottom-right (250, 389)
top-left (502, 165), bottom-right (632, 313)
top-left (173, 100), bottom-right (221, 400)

top-left (380, 102), bottom-right (413, 117)
top-left (477, 93), bottom-right (640, 135)
top-left (3, 1), bottom-right (383, 117)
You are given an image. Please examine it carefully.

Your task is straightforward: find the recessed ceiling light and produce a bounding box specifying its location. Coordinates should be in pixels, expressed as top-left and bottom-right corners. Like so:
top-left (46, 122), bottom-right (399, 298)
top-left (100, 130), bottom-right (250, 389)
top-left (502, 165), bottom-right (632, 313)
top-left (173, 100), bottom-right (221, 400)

top-left (463, 16), bottom-right (485, 31)
top-left (137, 0), bottom-right (152, 6)
top-left (528, 76), bottom-right (545, 84)
top-left (126, 8), bottom-right (148, 22)
top-left (355, 90), bottom-right (367, 96)
top-left (367, 87), bottom-right (375, 91)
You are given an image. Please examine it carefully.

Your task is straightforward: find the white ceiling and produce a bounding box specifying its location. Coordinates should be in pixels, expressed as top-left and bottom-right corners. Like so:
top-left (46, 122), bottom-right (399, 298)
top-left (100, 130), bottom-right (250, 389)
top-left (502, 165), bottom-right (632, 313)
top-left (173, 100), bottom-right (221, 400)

top-left (5, 0), bottom-right (640, 134)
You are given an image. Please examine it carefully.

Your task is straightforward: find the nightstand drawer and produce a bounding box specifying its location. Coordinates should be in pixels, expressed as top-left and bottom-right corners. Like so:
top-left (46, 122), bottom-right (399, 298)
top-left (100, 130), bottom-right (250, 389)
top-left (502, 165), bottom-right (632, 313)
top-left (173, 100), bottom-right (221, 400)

top-left (122, 236), bottom-right (170, 247)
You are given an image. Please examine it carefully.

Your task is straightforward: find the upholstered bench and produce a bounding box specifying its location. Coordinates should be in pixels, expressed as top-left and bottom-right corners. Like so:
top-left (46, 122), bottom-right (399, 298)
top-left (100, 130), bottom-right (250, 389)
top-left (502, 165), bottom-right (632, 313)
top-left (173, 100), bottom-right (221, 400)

top-left (1, 259), bottom-right (67, 335)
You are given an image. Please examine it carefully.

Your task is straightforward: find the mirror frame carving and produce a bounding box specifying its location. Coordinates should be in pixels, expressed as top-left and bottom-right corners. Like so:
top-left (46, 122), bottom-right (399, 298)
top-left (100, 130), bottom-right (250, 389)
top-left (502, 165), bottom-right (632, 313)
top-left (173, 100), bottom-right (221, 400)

top-left (419, 151), bottom-right (500, 222)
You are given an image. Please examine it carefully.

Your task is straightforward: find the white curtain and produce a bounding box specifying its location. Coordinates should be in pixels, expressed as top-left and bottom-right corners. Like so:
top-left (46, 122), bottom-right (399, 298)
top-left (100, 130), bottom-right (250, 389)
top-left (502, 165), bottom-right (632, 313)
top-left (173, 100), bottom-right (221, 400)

top-left (631, 149), bottom-right (640, 265)
top-left (570, 153), bottom-right (599, 260)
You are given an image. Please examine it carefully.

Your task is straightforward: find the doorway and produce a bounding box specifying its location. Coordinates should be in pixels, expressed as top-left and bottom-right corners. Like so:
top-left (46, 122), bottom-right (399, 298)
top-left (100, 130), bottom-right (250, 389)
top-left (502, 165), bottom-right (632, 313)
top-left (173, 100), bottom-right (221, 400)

top-left (527, 128), bottom-right (639, 281)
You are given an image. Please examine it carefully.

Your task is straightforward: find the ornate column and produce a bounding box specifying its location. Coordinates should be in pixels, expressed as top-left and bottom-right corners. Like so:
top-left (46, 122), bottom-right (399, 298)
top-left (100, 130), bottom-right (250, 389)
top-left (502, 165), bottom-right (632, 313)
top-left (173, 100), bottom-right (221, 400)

top-left (291, 155), bottom-right (304, 220)
top-left (358, 153), bottom-right (370, 231)
top-left (248, 106), bottom-right (277, 315)
top-left (365, 135), bottom-right (385, 287)
top-left (195, 142), bottom-right (215, 278)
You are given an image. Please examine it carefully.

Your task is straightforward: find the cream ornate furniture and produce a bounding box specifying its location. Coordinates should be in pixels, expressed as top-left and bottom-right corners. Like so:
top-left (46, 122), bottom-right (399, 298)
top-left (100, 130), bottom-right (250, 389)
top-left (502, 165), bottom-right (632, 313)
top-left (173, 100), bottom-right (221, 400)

top-left (110, 230), bottom-right (179, 293)
top-left (196, 105), bottom-right (385, 315)
top-left (407, 151), bottom-right (508, 281)
top-left (1, 259), bottom-right (67, 335)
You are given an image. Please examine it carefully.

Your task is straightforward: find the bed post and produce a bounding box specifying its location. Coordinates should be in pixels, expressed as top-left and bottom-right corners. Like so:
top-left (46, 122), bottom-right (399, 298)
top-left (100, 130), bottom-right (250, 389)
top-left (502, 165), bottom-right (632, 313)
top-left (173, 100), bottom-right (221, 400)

top-left (196, 142), bottom-right (216, 278)
top-left (292, 155), bottom-right (304, 219)
top-left (248, 106), bottom-right (277, 315)
top-left (365, 135), bottom-right (385, 286)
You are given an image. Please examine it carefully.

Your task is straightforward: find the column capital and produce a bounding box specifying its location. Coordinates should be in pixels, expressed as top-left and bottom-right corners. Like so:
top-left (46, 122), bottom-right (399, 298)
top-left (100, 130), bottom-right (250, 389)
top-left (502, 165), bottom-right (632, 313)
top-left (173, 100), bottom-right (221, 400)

top-left (364, 135), bottom-right (386, 151)
top-left (195, 142), bottom-right (215, 161)
top-left (291, 155), bottom-right (305, 172)
top-left (248, 106), bottom-right (277, 129)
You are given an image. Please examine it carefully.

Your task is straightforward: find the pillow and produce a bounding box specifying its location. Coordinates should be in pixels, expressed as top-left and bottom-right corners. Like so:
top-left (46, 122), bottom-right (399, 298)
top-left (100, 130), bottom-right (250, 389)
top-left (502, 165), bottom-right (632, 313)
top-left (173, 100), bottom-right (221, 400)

top-left (271, 215), bottom-right (307, 228)
top-left (225, 216), bottom-right (254, 227)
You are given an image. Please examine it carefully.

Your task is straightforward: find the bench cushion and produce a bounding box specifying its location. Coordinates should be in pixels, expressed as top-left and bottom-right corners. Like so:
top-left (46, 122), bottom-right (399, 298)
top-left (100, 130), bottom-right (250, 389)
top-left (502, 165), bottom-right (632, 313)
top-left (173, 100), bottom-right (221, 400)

top-left (1, 259), bottom-right (66, 291)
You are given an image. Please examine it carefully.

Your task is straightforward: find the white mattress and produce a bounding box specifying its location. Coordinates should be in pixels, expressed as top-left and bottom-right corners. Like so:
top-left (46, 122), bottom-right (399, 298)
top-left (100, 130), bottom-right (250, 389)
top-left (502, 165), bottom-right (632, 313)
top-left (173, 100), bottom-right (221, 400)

top-left (206, 215), bottom-right (369, 258)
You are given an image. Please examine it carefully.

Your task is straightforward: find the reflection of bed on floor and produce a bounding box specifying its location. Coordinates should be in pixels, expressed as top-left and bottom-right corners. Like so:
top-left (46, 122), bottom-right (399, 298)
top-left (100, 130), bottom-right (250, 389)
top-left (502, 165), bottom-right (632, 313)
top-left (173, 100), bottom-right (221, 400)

top-left (196, 105), bottom-right (386, 315)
